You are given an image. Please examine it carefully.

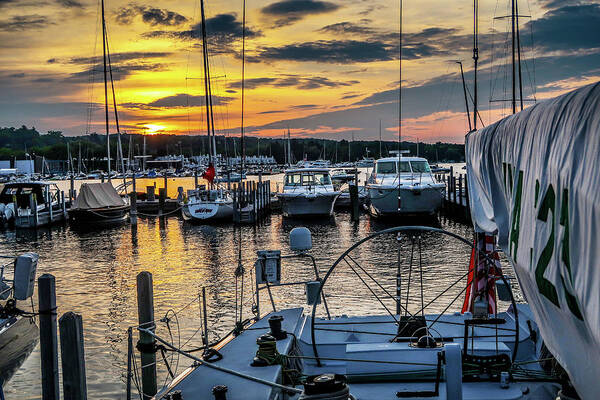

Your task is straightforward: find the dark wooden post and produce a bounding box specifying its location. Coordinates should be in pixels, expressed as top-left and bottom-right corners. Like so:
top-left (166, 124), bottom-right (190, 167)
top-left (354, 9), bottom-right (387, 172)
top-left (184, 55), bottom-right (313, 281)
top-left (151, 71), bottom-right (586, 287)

top-left (349, 184), bottom-right (359, 222)
top-left (132, 174), bottom-right (137, 194)
top-left (146, 186), bottom-right (155, 202)
top-left (129, 192), bottom-right (137, 225)
top-left (70, 175), bottom-right (75, 202)
top-left (163, 175), bottom-right (168, 198)
top-left (39, 274), bottom-right (59, 400)
top-left (458, 175), bottom-right (463, 207)
top-left (136, 272), bottom-right (157, 399)
top-left (158, 188), bottom-right (166, 217)
top-left (194, 169), bottom-right (199, 189)
top-left (59, 312), bottom-right (87, 400)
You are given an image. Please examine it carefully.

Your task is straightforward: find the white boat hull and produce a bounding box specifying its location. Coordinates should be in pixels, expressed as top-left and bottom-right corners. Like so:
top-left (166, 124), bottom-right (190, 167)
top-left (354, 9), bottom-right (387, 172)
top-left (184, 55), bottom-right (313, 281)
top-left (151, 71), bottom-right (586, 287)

top-left (182, 201), bottom-right (234, 222)
top-left (278, 193), bottom-right (339, 217)
top-left (368, 186), bottom-right (444, 216)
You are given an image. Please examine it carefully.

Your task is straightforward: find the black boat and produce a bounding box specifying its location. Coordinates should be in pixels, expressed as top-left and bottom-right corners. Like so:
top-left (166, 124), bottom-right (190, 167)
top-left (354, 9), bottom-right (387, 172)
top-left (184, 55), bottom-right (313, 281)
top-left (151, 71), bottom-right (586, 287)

top-left (68, 183), bottom-right (129, 226)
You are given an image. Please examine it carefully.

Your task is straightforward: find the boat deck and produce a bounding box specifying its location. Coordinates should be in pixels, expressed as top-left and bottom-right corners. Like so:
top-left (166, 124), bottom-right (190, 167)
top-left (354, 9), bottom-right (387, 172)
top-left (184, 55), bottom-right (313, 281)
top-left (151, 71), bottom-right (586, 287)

top-left (157, 305), bottom-right (557, 399)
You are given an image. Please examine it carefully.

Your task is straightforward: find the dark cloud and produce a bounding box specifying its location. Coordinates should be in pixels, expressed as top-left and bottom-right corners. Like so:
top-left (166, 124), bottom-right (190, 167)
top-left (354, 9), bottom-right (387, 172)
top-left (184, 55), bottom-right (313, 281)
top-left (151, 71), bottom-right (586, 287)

top-left (261, 0), bottom-right (340, 27)
top-left (68, 63), bottom-right (166, 83)
top-left (526, 4), bottom-right (600, 52)
top-left (227, 75), bottom-right (359, 90)
top-left (318, 20), bottom-right (375, 35)
top-left (47, 58), bottom-right (57, 63)
top-left (116, 5), bottom-right (187, 26)
top-left (251, 40), bottom-right (395, 64)
top-left (0, 15), bottom-right (51, 31)
top-left (67, 51), bottom-right (172, 65)
top-left (9, 72), bottom-right (26, 78)
top-left (56, 0), bottom-right (84, 8)
top-left (538, 0), bottom-right (585, 10)
top-left (143, 13), bottom-right (260, 53)
top-left (121, 93), bottom-right (234, 110)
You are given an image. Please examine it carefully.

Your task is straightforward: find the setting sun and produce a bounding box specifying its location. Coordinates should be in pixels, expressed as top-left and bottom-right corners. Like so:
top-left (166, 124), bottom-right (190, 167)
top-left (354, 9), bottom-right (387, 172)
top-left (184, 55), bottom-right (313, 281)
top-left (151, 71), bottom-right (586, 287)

top-left (144, 124), bottom-right (166, 135)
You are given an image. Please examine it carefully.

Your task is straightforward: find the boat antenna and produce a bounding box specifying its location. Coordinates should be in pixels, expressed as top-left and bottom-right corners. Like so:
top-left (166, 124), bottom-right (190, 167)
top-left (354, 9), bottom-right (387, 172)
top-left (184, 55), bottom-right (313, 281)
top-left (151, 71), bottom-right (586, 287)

top-left (457, 61), bottom-right (473, 132)
top-left (379, 119), bottom-right (382, 158)
top-left (200, 0), bottom-right (213, 165)
top-left (240, 0), bottom-right (246, 176)
top-left (473, 0), bottom-right (479, 130)
top-left (101, 0), bottom-right (111, 179)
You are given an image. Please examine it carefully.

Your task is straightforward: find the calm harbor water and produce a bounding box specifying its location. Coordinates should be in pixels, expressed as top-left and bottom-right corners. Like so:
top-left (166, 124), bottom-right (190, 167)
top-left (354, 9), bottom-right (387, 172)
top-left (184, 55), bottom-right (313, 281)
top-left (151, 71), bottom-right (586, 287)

top-left (1, 169), bottom-right (519, 399)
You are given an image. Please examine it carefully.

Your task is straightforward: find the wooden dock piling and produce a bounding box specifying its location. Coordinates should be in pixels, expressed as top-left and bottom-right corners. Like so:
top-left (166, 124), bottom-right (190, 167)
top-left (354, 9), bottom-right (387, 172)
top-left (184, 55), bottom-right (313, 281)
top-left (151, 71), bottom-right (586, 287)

top-left (59, 312), bottom-right (87, 400)
top-left (38, 273), bottom-right (59, 400)
top-left (136, 271), bottom-right (157, 399)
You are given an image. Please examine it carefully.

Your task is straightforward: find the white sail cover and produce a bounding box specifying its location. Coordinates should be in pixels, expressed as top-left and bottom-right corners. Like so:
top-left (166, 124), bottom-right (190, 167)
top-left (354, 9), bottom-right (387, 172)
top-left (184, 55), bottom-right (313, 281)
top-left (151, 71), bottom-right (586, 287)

top-left (72, 183), bottom-right (126, 209)
top-left (466, 81), bottom-right (600, 398)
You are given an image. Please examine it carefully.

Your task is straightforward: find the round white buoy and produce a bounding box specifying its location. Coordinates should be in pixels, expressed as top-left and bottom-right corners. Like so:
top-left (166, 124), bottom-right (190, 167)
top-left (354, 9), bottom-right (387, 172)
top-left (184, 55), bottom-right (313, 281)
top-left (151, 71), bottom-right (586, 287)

top-left (290, 227), bottom-right (312, 252)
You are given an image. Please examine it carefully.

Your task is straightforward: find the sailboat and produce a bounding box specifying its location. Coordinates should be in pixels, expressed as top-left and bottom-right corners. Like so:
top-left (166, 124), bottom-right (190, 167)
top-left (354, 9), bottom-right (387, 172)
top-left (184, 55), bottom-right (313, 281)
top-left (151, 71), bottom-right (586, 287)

top-left (181, 0), bottom-right (233, 222)
top-left (68, 0), bottom-right (129, 227)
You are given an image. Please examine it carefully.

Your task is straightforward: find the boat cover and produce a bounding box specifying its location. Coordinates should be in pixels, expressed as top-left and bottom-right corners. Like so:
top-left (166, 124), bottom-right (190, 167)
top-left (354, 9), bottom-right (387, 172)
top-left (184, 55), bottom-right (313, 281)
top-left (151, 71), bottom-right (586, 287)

top-left (466, 81), bottom-right (600, 399)
top-left (72, 183), bottom-right (125, 209)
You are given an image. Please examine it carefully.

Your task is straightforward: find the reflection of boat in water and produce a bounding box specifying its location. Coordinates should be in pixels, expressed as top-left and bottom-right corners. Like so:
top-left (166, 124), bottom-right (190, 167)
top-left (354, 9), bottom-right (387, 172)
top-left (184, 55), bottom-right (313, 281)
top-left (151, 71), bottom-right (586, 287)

top-left (0, 253), bottom-right (39, 388)
top-left (181, 188), bottom-right (234, 222)
top-left (278, 168), bottom-right (340, 217)
top-left (0, 181), bottom-right (67, 228)
top-left (367, 156), bottom-right (445, 216)
top-left (68, 183), bottom-right (129, 226)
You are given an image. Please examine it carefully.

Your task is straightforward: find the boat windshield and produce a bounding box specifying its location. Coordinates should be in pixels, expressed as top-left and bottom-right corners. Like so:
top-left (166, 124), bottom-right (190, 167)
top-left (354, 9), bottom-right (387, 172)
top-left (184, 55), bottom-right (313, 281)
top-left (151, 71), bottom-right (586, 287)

top-left (376, 161), bottom-right (396, 174)
top-left (399, 161), bottom-right (411, 173)
top-left (302, 173), bottom-right (331, 186)
top-left (285, 173), bottom-right (302, 186)
top-left (410, 161), bottom-right (431, 173)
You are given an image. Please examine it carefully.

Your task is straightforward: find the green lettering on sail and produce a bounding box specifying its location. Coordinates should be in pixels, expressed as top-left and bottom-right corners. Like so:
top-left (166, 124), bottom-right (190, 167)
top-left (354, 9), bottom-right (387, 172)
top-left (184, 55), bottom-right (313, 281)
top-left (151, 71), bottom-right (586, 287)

top-left (559, 189), bottom-right (584, 320)
top-left (535, 184), bottom-right (560, 307)
top-left (509, 170), bottom-right (524, 259)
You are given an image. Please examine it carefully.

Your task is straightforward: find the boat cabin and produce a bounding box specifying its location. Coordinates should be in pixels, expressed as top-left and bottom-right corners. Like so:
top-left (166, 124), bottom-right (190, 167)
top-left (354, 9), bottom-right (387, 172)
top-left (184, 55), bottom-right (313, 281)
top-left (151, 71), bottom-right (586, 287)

top-left (283, 168), bottom-right (333, 188)
top-left (374, 156), bottom-right (432, 176)
top-left (0, 182), bottom-right (59, 209)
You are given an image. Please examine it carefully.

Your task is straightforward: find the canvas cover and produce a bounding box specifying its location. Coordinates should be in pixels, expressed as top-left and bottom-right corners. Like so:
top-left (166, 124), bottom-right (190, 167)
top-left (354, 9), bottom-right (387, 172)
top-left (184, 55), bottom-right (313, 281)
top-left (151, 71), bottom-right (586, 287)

top-left (466, 81), bottom-right (600, 399)
top-left (72, 183), bottom-right (125, 210)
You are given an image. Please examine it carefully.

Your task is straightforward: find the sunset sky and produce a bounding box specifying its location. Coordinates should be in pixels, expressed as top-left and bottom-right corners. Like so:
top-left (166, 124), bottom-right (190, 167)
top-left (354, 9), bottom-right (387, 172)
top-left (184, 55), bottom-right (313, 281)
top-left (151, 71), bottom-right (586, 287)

top-left (0, 0), bottom-right (598, 143)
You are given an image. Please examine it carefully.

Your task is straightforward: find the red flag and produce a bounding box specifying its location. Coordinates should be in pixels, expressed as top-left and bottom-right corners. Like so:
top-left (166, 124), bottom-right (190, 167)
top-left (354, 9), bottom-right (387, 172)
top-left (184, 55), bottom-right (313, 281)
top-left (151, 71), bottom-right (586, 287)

top-left (202, 163), bottom-right (215, 183)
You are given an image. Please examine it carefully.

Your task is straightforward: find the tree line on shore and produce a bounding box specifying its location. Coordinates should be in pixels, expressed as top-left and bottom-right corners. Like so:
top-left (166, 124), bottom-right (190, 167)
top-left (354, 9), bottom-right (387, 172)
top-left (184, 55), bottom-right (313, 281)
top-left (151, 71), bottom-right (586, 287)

top-left (0, 126), bottom-right (465, 164)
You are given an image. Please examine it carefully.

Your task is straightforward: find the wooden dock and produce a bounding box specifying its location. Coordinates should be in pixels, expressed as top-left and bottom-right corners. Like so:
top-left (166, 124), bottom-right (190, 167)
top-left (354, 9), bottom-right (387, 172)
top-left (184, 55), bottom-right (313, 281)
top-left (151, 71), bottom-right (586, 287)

top-left (232, 180), bottom-right (272, 224)
top-left (435, 166), bottom-right (471, 222)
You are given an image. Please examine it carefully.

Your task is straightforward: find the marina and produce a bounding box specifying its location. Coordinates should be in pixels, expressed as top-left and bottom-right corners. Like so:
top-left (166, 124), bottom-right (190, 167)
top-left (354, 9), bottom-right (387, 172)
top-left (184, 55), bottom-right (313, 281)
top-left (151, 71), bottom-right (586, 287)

top-left (0, 0), bottom-right (598, 397)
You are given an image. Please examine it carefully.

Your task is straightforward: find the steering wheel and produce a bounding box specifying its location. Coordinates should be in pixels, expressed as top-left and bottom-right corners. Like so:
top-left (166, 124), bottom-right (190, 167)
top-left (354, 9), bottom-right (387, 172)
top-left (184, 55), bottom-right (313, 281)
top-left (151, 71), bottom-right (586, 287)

top-left (309, 226), bottom-right (519, 366)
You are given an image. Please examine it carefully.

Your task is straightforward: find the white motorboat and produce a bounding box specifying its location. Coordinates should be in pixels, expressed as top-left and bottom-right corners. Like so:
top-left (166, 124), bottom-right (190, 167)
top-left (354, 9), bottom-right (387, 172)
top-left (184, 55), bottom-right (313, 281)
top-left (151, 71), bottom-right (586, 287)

top-left (0, 181), bottom-right (67, 228)
top-left (367, 156), bottom-right (445, 216)
top-left (277, 168), bottom-right (340, 217)
top-left (181, 188), bottom-right (234, 222)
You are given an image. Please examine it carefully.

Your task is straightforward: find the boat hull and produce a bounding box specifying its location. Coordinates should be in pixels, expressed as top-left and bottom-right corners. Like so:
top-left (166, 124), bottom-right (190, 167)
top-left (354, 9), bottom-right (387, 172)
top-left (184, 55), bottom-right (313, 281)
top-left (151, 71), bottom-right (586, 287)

top-left (368, 186), bottom-right (444, 216)
top-left (182, 201), bottom-right (234, 222)
top-left (0, 316), bottom-right (38, 386)
top-left (278, 193), bottom-right (339, 217)
top-left (68, 205), bottom-right (130, 226)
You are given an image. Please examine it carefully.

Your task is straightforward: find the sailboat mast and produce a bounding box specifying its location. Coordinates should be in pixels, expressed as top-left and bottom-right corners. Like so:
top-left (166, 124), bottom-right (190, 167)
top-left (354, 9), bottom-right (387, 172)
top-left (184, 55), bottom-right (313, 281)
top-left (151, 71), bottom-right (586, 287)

top-left (511, 0), bottom-right (516, 114)
top-left (240, 0), bottom-right (247, 175)
top-left (516, 0), bottom-right (524, 111)
top-left (398, 0), bottom-right (403, 158)
top-left (458, 61), bottom-right (473, 131)
top-left (199, 0), bottom-right (213, 164)
top-left (473, 0), bottom-right (479, 130)
top-left (101, 0), bottom-right (111, 178)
